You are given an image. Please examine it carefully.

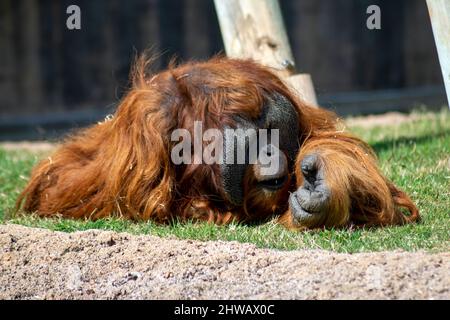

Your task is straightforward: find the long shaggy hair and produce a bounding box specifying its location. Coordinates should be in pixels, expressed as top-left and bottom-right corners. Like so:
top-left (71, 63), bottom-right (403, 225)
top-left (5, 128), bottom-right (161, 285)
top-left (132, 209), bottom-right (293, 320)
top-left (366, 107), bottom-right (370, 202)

top-left (278, 132), bottom-right (419, 229)
top-left (16, 56), bottom-right (419, 229)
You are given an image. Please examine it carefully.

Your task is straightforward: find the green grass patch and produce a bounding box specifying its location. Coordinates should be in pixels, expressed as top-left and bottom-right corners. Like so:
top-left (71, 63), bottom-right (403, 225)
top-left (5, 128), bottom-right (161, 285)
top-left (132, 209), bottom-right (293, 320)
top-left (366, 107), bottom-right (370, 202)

top-left (1, 109), bottom-right (449, 253)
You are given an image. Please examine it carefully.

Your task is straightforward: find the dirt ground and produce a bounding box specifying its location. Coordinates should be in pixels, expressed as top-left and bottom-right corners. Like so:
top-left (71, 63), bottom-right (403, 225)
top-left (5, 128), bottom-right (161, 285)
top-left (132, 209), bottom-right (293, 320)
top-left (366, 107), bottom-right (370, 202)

top-left (0, 224), bottom-right (448, 300)
top-left (1, 112), bottom-right (448, 300)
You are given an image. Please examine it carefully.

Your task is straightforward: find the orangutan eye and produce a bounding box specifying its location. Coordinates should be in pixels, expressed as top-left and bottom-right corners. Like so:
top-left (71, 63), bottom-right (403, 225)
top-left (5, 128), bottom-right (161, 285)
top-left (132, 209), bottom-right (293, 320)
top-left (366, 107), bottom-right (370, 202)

top-left (258, 176), bottom-right (287, 190)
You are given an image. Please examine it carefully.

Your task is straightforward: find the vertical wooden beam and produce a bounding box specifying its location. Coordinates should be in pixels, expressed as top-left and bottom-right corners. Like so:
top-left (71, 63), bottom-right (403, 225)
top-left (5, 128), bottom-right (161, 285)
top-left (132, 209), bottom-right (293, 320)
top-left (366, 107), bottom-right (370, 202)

top-left (214, 0), bottom-right (318, 105)
top-left (426, 0), bottom-right (450, 107)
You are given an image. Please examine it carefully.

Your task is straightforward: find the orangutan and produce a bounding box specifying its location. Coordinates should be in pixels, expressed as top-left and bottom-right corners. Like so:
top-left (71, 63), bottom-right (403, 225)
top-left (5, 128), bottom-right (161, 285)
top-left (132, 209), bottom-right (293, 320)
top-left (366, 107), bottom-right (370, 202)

top-left (16, 56), bottom-right (419, 229)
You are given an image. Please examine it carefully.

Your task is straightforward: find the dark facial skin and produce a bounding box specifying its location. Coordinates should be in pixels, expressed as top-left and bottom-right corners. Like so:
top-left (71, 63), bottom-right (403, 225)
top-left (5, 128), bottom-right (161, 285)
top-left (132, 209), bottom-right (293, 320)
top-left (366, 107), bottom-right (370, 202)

top-left (289, 154), bottom-right (331, 226)
top-left (220, 93), bottom-right (299, 205)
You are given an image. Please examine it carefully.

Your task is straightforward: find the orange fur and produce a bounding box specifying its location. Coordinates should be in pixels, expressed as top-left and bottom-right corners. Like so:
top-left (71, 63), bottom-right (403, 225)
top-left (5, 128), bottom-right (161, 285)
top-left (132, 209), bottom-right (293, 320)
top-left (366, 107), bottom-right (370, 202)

top-left (278, 132), bottom-right (420, 229)
top-left (16, 56), bottom-right (419, 229)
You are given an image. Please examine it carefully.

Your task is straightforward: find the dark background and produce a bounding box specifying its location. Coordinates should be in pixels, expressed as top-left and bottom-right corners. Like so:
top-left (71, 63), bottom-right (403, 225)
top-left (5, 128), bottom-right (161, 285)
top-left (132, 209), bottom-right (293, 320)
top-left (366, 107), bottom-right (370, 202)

top-left (0, 0), bottom-right (447, 140)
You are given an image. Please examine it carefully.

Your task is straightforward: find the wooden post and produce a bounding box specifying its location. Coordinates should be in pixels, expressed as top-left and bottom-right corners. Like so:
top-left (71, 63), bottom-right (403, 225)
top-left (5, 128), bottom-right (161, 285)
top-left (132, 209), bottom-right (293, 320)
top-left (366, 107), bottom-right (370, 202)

top-left (426, 0), bottom-right (450, 107)
top-left (214, 0), bottom-right (318, 105)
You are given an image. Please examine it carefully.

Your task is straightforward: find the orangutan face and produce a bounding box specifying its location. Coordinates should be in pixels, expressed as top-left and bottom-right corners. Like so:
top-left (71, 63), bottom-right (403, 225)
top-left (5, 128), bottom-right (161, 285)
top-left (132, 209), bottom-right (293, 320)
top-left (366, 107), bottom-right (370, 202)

top-left (220, 93), bottom-right (299, 205)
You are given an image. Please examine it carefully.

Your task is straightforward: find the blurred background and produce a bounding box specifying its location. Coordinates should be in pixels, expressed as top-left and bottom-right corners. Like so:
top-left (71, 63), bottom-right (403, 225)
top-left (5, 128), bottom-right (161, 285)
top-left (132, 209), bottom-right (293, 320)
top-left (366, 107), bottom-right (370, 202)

top-left (0, 0), bottom-right (447, 140)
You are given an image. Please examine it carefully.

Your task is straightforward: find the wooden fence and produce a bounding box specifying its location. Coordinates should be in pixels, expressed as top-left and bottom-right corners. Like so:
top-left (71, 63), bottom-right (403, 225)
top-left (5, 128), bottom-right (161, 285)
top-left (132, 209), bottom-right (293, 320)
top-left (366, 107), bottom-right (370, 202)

top-left (0, 0), bottom-right (447, 140)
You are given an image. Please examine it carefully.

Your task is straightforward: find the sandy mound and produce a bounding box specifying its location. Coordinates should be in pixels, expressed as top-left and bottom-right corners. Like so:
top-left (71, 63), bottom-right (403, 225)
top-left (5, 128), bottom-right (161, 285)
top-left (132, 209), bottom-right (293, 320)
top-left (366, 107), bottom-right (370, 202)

top-left (0, 224), bottom-right (448, 300)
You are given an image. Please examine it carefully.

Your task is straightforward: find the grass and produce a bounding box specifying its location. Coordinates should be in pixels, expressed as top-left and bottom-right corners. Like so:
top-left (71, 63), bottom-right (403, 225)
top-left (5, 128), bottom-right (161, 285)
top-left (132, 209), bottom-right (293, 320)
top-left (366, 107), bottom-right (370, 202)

top-left (1, 108), bottom-right (449, 253)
